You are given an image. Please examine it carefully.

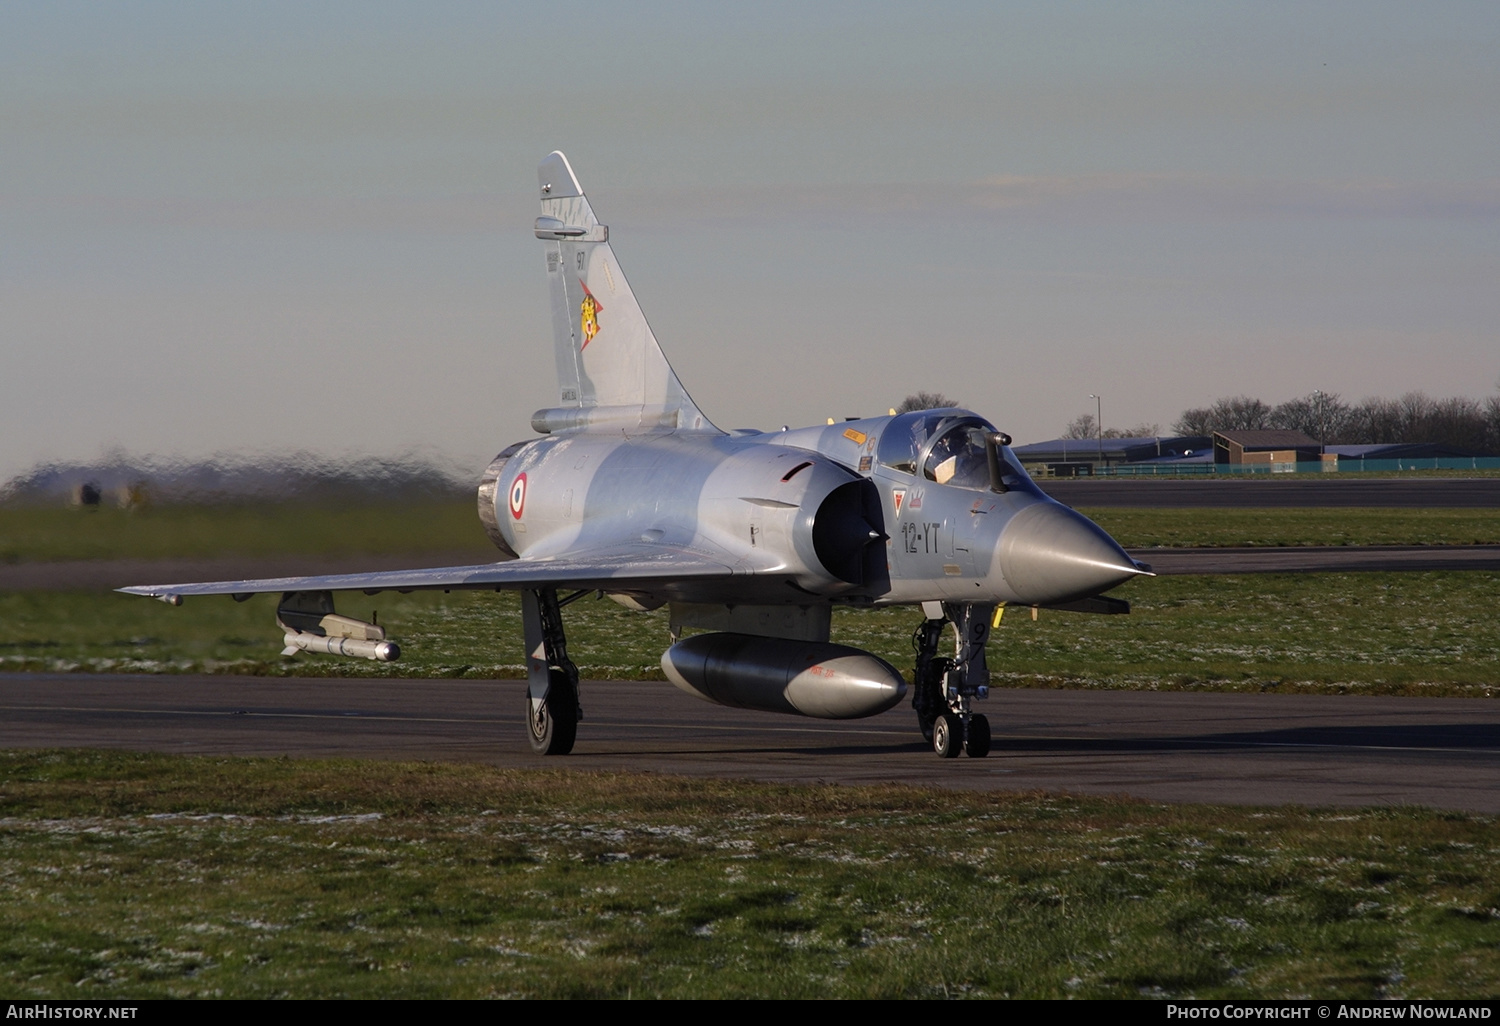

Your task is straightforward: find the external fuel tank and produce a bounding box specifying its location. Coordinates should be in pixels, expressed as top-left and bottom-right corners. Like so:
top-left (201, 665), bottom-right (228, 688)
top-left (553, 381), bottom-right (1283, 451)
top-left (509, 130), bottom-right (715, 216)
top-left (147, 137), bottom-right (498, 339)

top-left (661, 632), bottom-right (907, 719)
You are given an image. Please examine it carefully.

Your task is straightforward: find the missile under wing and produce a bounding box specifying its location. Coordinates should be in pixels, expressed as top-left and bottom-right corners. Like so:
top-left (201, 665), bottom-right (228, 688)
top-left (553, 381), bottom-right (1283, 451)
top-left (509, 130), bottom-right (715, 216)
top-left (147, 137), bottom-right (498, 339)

top-left (121, 151), bottom-right (1151, 760)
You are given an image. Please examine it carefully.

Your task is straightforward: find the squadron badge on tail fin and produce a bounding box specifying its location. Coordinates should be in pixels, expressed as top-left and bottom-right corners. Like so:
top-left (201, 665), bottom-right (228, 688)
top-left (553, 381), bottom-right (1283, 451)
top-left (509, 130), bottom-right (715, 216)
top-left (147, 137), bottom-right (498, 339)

top-left (579, 280), bottom-right (603, 348)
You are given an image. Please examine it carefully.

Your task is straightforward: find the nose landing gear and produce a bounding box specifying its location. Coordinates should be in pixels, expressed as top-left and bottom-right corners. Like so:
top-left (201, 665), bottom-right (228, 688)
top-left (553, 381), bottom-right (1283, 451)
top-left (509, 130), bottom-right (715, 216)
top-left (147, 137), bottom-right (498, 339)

top-left (912, 602), bottom-right (993, 758)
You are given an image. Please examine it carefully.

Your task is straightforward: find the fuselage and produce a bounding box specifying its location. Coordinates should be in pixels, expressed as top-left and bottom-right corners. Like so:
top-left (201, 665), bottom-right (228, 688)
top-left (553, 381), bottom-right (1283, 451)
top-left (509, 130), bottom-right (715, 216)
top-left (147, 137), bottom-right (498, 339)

top-left (481, 408), bottom-right (1144, 610)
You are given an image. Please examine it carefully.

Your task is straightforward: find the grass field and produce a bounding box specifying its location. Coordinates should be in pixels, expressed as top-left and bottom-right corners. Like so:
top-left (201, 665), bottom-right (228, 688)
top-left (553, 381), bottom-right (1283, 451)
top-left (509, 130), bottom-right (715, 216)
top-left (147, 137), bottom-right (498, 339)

top-left (2, 750), bottom-right (1498, 999)
top-left (4, 503), bottom-right (1499, 564)
top-left (1079, 507), bottom-right (1500, 549)
top-left (4, 571), bottom-right (1498, 698)
top-left (5, 501), bottom-right (1499, 999)
top-left (0, 502), bottom-right (495, 564)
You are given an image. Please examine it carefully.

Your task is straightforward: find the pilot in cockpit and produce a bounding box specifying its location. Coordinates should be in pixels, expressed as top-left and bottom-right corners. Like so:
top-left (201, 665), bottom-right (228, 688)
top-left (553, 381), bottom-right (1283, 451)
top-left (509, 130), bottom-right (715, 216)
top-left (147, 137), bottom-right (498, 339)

top-left (923, 423), bottom-right (990, 489)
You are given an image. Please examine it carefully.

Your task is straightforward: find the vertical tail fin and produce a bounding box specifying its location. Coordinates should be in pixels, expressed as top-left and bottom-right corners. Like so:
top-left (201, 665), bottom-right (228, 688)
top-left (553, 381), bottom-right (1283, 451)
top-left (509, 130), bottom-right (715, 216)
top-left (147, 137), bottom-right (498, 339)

top-left (532, 151), bottom-right (715, 434)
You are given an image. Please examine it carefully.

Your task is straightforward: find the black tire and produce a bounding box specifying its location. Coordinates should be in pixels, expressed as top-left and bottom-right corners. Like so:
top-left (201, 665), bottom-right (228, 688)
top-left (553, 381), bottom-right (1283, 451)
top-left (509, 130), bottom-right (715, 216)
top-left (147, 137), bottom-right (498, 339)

top-left (918, 712), bottom-right (936, 744)
top-left (932, 712), bottom-right (962, 759)
top-left (964, 713), bottom-right (991, 758)
top-left (527, 671), bottom-right (578, 755)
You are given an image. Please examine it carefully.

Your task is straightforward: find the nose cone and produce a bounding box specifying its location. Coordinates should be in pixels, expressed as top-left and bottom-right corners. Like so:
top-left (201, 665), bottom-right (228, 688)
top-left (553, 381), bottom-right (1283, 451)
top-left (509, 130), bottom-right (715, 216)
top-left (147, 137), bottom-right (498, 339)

top-left (998, 501), bottom-right (1150, 604)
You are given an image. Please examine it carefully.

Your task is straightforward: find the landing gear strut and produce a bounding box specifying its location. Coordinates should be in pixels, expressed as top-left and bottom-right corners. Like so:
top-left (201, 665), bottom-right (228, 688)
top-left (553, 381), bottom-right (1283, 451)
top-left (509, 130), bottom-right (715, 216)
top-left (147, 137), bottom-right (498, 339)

top-left (521, 588), bottom-right (583, 755)
top-left (911, 602), bottom-right (993, 758)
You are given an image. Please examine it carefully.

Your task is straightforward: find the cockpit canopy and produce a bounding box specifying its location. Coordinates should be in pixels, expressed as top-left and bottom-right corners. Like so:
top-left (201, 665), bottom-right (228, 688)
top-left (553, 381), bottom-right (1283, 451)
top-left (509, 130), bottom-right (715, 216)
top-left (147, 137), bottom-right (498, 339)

top-left (874, 409), bottom-right (1036, 494)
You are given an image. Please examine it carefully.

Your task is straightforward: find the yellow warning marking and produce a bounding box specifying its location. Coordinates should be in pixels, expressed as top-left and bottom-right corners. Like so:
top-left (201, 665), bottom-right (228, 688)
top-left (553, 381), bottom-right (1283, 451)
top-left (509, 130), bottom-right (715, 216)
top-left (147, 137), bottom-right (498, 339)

top-left (843, 427), bottom-right (867, 444)
top-left (992, 604), bottom-right (1006, 627)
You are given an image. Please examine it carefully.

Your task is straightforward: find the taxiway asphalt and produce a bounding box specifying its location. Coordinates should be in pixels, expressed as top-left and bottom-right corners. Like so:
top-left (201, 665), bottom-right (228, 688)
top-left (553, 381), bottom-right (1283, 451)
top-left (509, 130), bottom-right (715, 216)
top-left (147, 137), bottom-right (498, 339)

top-left (5, 673), bottom-right (1500, 812)
top-left (1131, 545), bottom-right (1500, 574)
top-left (1043, 477), bottom-right (1500, 507)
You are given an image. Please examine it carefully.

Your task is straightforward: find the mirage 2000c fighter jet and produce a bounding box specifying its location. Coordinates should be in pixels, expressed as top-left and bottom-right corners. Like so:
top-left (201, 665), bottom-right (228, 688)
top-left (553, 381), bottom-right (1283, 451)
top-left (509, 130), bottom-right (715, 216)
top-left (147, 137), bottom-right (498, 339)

top-left (121, 151), bottom-right (1153, 760)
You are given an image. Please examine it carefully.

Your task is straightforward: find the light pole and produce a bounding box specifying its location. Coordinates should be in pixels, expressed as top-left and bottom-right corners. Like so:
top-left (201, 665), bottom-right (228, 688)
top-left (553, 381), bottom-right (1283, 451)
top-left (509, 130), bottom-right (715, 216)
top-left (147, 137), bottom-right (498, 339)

top-left (1088, 393), bottom-right (1102, 466)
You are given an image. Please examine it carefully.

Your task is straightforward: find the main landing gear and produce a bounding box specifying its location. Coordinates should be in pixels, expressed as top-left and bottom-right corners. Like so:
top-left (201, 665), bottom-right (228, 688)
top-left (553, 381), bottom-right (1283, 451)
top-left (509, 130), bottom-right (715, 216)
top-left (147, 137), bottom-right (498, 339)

top-left (521, 588), bottom-right (586, 755)
top-left (912, 602), bottom-right (993, 759)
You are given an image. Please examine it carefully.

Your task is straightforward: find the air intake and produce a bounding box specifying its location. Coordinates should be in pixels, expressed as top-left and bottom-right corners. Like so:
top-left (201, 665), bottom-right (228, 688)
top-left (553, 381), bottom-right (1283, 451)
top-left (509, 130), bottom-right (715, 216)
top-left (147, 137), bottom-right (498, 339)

top-left (811, 479), bottom-right (886, 586)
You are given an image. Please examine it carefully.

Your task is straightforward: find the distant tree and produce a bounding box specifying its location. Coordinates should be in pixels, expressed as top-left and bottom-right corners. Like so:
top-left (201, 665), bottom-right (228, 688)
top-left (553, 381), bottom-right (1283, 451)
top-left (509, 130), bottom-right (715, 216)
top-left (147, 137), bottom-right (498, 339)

top-left (1175, 389), bottom-right (1500, 451)
top-left (1338, 391), bottom-right (1494, 448)
top-left (1218, 396), bottom-right (1273, 431)
top-left (1173, 407), bottom-right (1215, 436)
top-left (1061, 414), bottom-right (1160, 440)
top-left (1269, 396), bottom-right (1316, 437)
top-left (1060, 413), bottom-right (1097, 440)
top-left (1104, 422), bottom-right (1161, 439)
top-left (1346, 396), bottom-right (1403, 443)
top-left (895, 391), bottom-right (959, 414)
top-left (1271, 391), bottom-right (1348, 443)
top-left (1172, 395), bottom-right (1271, 436)
top-left (1397, 391), bottom-right (1432, 440)
top-left (1430, 395), bottom-right (1489, 450)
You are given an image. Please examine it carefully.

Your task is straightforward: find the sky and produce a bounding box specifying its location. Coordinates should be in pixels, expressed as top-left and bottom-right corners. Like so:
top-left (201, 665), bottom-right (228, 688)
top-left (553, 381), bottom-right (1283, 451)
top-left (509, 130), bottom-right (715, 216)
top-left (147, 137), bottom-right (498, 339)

top-left (4, 1), bottom-right (1498, 483)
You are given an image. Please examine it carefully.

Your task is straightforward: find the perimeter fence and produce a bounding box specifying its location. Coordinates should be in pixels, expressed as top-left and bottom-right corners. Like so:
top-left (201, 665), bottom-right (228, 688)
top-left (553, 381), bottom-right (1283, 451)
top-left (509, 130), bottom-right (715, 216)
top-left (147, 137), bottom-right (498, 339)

top-left (1034, 457), bottom-right (1500, 477)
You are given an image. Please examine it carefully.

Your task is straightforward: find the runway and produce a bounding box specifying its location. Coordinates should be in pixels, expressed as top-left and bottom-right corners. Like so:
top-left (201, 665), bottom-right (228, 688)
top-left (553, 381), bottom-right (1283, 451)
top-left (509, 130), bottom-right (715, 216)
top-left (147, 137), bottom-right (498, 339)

top-left (1043, 477), bottom-right (1500, 507)
top-left (1131, 544), bottom-right (1500, 574)
top-left (5, 672), bottom-right (1500, 812)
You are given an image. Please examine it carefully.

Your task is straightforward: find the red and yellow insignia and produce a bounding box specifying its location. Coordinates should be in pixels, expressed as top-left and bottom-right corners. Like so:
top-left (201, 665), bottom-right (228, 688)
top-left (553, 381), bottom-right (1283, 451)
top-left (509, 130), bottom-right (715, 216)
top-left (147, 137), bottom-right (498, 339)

top-left (579, 280), bottom-right (603, 349)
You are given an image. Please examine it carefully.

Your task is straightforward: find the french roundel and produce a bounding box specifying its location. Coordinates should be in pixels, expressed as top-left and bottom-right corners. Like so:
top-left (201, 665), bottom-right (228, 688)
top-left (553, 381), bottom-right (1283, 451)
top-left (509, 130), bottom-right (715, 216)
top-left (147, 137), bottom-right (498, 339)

top-left (508, 473), bottom-right (527, 519)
